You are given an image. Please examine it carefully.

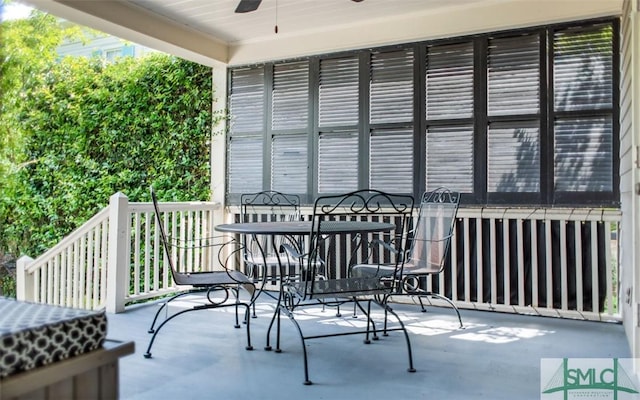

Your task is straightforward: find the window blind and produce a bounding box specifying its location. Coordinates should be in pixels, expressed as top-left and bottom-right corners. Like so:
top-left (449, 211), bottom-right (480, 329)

top-left (319, 57), bottom-right (359, 127)
top-left (488, 122), bottom-right (540, 192)
top-left (272, 61), bottom-right (309, 130)
top-left (229, 67), bottom-right (265, 134)
top-left (271, 134), bottom-right (308, 193)
top-left (426, 125), bottom-right (474, 193)
top-left (370, 50), bottom-right (414, 124)
top-left (228, 136), bottom-right (263, 193)
top-left (554, 117), bottom-right (613, 191)
top-left (554, 24), bottom-right (613, 111)
top-left (370, 128), bottom-right (413, 192)
top-left (426, 42), bottom-right (474, 120)
top-left (488, 34), bottom-right (540, 116)
top-left (318, 131), bottom-right (359, 192)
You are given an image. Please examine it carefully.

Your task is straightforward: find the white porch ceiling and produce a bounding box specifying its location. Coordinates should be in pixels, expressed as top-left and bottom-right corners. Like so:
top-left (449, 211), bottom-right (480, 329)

top-left (26, 0), bottom-right (622, 66)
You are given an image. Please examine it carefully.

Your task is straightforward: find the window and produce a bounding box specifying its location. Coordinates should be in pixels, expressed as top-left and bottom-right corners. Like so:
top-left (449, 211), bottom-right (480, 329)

top-left (552, 23), bottom-right (615, 198)
top-left (369, 50), bottom-right (414, 192)
top-left (228, 67), bottom-right (265, 194)
top-left (486, 33), bottom-right (541, 200)
top-left (227, 19), bottom-right (618, 207)
top-left (425, 42), bottom-right (475, 193)
top-left (271, 61), bottom-right (309, 193)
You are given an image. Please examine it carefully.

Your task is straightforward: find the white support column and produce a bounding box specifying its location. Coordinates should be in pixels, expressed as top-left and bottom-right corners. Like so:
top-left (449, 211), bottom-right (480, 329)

top-left (211, 61), bottom-right (228, 209)
top-left (16, 255), bottom-right (34, 301)
top-left (631, 0), bottom-right (640, 372)
top-left (209, 62), bottom-right (237, 268)
top-left (106, 192), bottom-right (129, 313)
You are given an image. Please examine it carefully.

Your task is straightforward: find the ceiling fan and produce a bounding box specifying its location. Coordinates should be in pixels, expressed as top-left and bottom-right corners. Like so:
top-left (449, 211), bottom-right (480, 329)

top-left (235, 0), bottom-right (363, 14)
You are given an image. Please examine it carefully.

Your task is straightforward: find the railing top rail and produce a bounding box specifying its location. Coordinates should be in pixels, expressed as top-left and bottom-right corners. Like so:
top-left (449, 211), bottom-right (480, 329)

top-left (230, 204), bottom-right (621, 222)
top-left (129, 201), bottom-right (221, 213)
top-left (457, 207), bottom-right (621, 222)
top-left (25, 207), bottom-right (111, 273)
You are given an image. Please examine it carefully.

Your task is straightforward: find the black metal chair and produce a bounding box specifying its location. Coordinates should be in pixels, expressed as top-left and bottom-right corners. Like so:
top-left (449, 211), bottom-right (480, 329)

top-left (144, 186), bottom-right (256, 358)
top-left (352, 187), bottom-right (463, 328)
top-left (240, 191), bottom-right (304, 314)
top-left (279, 189), bottom-right (416, 385)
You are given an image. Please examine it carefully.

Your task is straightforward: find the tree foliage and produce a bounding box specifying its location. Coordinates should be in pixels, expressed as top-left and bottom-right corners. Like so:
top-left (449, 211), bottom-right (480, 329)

top-left (0, 11), bottom-right (216, 261)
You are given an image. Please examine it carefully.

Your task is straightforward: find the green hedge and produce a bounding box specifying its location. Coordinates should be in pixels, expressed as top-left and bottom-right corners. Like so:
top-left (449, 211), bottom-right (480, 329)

top-left (0, 53), bottom-right (217, 259)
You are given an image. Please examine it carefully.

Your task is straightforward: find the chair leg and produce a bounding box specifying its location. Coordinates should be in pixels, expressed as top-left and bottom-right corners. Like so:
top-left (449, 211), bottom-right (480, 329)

top-left (147, 291), bottom-right (194, 334)
top-left (427, 293), bottom-right (464, 328)
top-left (144, 308), bottom-right (198, 358)
top-left (281, 306), bottom-right (312, 385)
top-left (384, 304), bottom-right (416, 373)
top-left (355, 300), bottom-right (378, 342)
top-left (144, 299), bottom-right (254, 358)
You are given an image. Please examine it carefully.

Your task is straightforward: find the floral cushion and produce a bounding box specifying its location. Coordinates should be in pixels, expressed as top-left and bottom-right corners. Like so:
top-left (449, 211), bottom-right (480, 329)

top-left (0, 297), bottom-right (107, 379)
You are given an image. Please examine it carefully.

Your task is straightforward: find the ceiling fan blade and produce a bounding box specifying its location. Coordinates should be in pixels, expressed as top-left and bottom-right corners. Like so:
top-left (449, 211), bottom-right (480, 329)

top-left (351, 0), bottom-right (364, 2)
top-left (235, 0), bottom-right (262, 13)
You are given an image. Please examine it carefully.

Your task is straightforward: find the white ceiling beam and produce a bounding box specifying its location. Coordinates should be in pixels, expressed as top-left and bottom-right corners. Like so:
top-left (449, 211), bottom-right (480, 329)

top-left (26, 0), bottom-right (229, 67)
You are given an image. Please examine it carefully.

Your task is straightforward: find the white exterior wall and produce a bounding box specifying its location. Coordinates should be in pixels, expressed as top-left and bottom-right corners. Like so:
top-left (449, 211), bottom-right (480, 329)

top-left (620, 0), bottom-right (640, 363)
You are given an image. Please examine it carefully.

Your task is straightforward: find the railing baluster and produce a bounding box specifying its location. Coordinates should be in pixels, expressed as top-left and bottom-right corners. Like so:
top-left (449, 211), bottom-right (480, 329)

top-left (476, 216), bottom-right (484, 304)
top-left (450, 221), bottom-right (458, 302)
top-left (575, 221), bottom-right (584, 312)
top-left (559, 220), bottom-right (568, 311)
top-left (503, 218), bottom-right (510, 306)
top-left (545, 219), bottom-right (553, 310)
top-left (591, 221), bottom-right (599, 314)
top-left (143, 212), bottom-right (150, 294)
top-left (151, 212), bottom-right (159, 292)
top-left (605, 222), bottom-right (614, 316)
top-left (516, 219), bottom-right (525, 307)
top-left (531, 219), bottom-right (539, 308)
top-left (100, 218), bottom-right (108, 307)
top-left (463, 218), bottom-right (471, 303)
top-left (133, 213), bottom-right (142, 296)
top-left (489, 217), bottom-right (497, 305)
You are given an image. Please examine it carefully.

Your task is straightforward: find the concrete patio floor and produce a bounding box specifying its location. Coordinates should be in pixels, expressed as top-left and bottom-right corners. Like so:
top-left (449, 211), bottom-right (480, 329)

top-left (108, 294), bottom-right (630, 400)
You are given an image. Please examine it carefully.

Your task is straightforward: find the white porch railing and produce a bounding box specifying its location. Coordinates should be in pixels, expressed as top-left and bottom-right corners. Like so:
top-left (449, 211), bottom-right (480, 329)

top-left (441, 207), bottom-right (621, 321)
top-left (17, 193), bottom-right (621, 321)
top-left (17, 192), bottom-right (222, 313)
top-left (231, 206), bottom-right (621, 322)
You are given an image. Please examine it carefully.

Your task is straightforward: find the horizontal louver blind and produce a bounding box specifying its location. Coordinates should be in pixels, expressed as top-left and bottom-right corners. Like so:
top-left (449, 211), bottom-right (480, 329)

top-left (370, 128), bottom-right (413, 192)
top-left (230, 67), bottom-right (264, 134)
top-left (554, 116), bottom-right (612, 191)
top-left (271, 134), bottom-right (307, 193)
top-left (554, 24), bottom-right (613, 111)
top-left (370, 50), bottom-right (414, 124)
top-left (426, 42), bottom-right (474, 120)
top-left (488, 34), bottom-right (540, 116)
top-left (318, 131), bottom-right (358, 192)
top-left (426, 125), bottom-right (474, 192)
top-left (228, 136), bottom-right (263, 193)
top-left (319, 57), bottom-right (359, 127)
top-left (488, 122), bottom-right (540, 192)
top-left (272, 61), bottom-right (309, 130)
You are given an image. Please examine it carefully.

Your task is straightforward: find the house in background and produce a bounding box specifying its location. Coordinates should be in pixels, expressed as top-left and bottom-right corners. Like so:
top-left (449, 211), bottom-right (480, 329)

top-left (57, 31), bottom-right (156, 61)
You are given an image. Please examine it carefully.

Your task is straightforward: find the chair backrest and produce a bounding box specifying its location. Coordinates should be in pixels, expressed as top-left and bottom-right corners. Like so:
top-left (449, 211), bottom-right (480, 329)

top-left (240, 191), bottom-right (301, 268)
top-left (240, 191), bottom-right (300, 223)
top-left (307, 189), bottom-right (414, 281)
top-left (404, 187), bottom-right (459, 274)
top-left (150, 186), bottom-right (180, 280)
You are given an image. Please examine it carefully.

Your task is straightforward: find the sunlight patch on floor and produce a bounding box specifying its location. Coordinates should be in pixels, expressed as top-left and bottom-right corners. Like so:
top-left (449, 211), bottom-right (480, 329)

top-left (451, 326), bottom-right (555, 344)
top-left (406, 319), bottom-right (484, 336)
